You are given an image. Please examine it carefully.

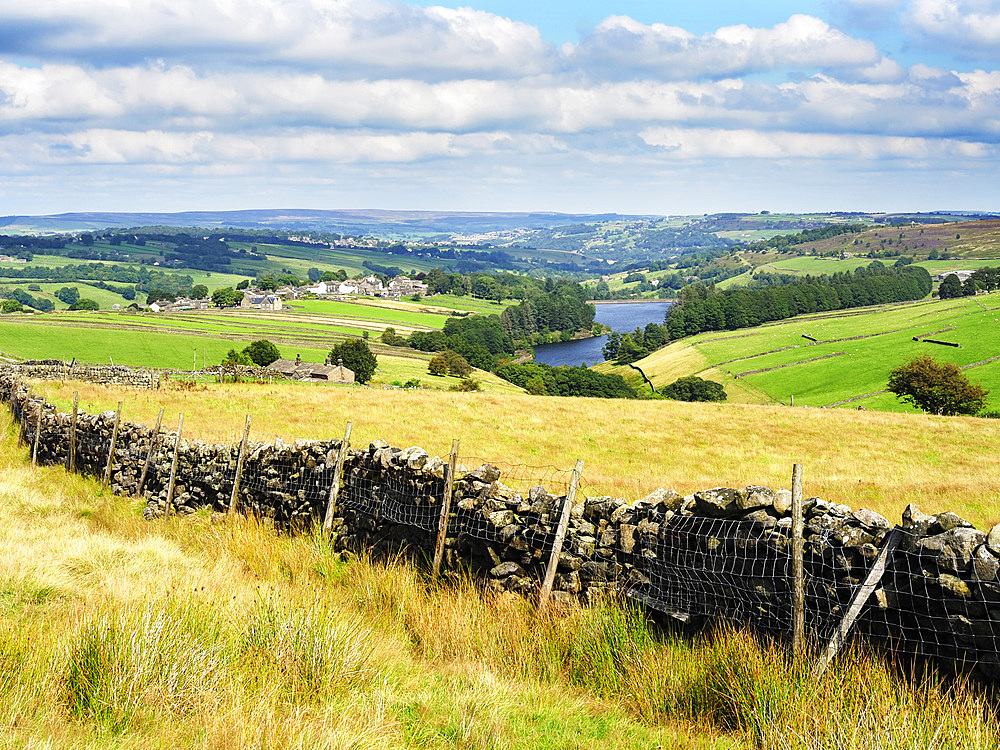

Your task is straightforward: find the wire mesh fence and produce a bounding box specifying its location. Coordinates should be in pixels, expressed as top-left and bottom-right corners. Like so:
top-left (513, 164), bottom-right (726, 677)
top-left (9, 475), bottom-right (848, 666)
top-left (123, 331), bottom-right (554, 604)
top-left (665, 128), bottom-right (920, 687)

top-left (4, 370), bottom-right (1000, 682)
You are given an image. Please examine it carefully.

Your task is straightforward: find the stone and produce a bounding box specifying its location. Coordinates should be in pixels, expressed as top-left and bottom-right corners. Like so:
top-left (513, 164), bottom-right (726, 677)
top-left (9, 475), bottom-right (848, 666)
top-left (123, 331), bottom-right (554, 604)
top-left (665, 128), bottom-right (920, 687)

top-left (738, 485), bottom-right (775, 511)
top-left (851, 509), bottom-right (890, 529)
top-left (986, 524), bottom-right (1000, 556)
top-left (619, 524), bottom-right (637, 554)
top-left (972, 545), bottom-right (1000, 582)
top-left (487, 510), bottom-right (514, 528)
top-left (772, 489), bottom-right (792, 515)
top-left (744, 509), bottom-right (777, 529)
top-left (902, 504), bottom-right (937, 535)
top-left (640, 487), bottom-right (684, 511)
top-left (936, 511), bottom-right (974, 532)
top-left (469, 464), bottom-right (501, 483)
top-left (916, 528), bottom-right (986, 574)
top-left (489, 561), bottom-right (525, 579)
top-left (938, 574), bottom-right (972, 598)
top-left (694, 487), bottom-right (740, 518)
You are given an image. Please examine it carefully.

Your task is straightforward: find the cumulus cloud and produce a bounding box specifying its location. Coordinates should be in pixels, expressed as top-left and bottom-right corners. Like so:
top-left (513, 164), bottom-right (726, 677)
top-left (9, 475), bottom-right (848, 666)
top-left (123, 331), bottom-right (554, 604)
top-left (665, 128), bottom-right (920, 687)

top-left (568, 14), bottom-right (880, 79)
top-left (0, 0), bottom-right (554, 78)
top-left (904, 0), bottom-right (1000, 58)
top-left (638, 125), bottom-right (995, 160)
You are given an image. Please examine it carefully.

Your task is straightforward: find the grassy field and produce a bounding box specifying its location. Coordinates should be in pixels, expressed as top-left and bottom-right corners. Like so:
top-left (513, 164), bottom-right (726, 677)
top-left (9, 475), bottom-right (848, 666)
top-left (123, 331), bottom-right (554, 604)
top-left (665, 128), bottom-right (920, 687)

top-left (598, 294), bottom-right (1000, 415)
top-left (1, 405), bottom-right (997, 749)
top-left (25, 378), bottom-right (1000, 528)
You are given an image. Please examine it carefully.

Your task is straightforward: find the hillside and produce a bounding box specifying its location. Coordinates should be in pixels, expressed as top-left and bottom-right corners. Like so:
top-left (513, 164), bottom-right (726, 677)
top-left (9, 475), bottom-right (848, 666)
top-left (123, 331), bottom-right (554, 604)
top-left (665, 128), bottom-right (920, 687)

top-left (596, 294), bottom-right (1000, 415)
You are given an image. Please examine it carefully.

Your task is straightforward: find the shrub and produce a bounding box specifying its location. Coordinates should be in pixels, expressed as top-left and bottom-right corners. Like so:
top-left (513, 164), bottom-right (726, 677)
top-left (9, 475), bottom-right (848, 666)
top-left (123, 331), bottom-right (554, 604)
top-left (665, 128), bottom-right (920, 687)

top-left (662, 376), bottom-right (727, 403)
top-left (242, 339), bottom-right (281, 367)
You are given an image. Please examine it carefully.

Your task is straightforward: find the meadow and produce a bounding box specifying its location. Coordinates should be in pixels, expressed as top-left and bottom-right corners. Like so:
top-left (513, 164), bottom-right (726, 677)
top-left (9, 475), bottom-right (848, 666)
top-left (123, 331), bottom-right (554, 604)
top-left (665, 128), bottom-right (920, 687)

top-left (1, 396), bottom-right (997, 748)
top-left (598, 294), bottom-right (1000, 414)
top-left (25, 378), bottom-right (1000, 529)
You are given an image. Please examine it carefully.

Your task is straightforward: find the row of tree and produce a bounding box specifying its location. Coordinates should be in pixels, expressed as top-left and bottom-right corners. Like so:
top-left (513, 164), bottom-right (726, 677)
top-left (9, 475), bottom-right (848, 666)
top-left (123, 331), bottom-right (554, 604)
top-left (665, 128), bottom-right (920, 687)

top-left (937, 267), bottom-right (1000, 299)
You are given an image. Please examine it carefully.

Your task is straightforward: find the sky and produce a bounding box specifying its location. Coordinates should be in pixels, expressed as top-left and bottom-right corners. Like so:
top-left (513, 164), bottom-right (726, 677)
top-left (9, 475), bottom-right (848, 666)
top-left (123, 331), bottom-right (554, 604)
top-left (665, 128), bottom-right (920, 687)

top-left (0, 0), bottom-right (998, 217)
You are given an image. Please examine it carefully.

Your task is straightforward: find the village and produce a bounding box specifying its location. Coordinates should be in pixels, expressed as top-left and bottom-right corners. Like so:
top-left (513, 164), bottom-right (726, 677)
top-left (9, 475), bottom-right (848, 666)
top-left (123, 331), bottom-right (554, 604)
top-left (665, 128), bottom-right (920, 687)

top-left (141, 273), bottom-right (430, 313)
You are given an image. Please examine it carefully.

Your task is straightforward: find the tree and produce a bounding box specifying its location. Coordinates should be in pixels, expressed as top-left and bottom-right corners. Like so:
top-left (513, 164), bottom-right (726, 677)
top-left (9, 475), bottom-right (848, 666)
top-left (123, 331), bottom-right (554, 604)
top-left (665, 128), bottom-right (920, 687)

top-left (428, 354), bottom-right (449, 376)
top-left (236, 279), bottom-right (250, 290)
top-left (661, 376), bottom-right (727, 402)
top-left (938, 274), bottom-right (963, 299)
top-left (242, 339), bottom-right (281, 366)
top-left (443, 350), bottom-right (472, 376)
top-left (55, 286), bottom-right (80, 305)
top-left (223, 348), bottom-right (253, 366)
top-left (307, 267), bottom-right (322, 283)
top-left (212, 287), bottom-right (241, 308)
top-left (887, 355), bottom-right (988, 416)
top-left (191, 284), bottom-right (209, 299)
top-left (330, 338), bottom-right (377, 384)
top-left (257, 276), bottom-right (278, 291)
top-left (0, 299), bottom-right (23, 313)
top-left (69, 298), bottom-right (99, 311)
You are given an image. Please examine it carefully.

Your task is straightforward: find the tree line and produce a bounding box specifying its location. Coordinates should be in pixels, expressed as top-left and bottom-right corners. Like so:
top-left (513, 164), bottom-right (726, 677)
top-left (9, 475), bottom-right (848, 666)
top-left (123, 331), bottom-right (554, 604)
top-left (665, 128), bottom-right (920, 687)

top-left (604, 262), bottom-right (932, 364)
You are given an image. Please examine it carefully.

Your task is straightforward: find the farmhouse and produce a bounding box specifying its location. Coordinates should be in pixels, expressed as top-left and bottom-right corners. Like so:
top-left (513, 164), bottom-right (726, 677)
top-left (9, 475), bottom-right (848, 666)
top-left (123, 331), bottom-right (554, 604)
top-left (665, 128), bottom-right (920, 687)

top-left (240, 292), bottom-right (283, 310)
top-left (386, 276), bottom-right (429, 298)
top-left (265, 354), bottom-right (355, 383)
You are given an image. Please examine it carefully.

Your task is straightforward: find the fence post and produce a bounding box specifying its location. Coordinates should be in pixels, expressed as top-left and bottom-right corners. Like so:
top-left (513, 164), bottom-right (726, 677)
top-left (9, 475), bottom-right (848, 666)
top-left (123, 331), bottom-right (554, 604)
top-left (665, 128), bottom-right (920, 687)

top-left (228, 414), bottom-right (252, 516)
top-left (137, 407), bottom-right (165, 498)
top-left (16, 398), bottom-right (25, 448)
top-left (432, 439), bottom-right (460, 576)
top-left (322, 422), bottom-right (353, 533)
top-left (791, 463), bottom-right (805, 657)
top-left (66, 391), bottom-right (79, 473)
top-left (163, 414), bottom-right (183, 519)
top-left (539, 459), bottom-right (584, 612)
top-left (814, 527), bottom-right (903, 678)
top-left (102, 401), bottom-right (123, 491)
top-left (31, 400), bottom-right (43, 468)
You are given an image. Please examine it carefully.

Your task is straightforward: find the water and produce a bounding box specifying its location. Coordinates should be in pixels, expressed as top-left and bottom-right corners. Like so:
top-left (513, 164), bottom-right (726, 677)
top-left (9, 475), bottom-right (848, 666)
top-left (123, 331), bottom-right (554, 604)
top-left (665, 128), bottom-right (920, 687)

top-left (532, 301), bottom-right (673, 367)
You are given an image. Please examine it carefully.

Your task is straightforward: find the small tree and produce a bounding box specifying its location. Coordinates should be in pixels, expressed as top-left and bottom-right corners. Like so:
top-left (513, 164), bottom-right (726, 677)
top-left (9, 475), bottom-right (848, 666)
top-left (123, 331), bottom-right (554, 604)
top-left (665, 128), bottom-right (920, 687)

top-left (242, 339), bottom-right (281, 366)
top-left (191, 284), bottom-right (209, 299)
top-left (888, 355), bottom-right (988, 416)
top-left (0, 299), bottom-right (23, 313)
top-left (307, 267), bottom-right (322, 283)
top-left (69, 298), bottom-right (99, 311)
top-left (662, 375), bottom-right (727, 402)
top-left (55, 286), bottom-right (80, 305)
top-left (330, 338), bottom-right (377, 384)
top-left (443, 350), bottom-right (472, 377)
top-left (223, 348), bottom-right (253, 366)
top-left (937, 274), bottom-right (963, 299)
top-left (428, 354), bottom-right (449, 376)
top-left (212, 287), bottom-right (241, 308)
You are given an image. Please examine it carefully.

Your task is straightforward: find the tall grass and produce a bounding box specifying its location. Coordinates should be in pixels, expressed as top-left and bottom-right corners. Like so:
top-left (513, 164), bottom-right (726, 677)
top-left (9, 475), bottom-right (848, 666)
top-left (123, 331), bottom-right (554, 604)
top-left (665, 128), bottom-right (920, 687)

top-left (0, 408), bottom-right (996, 748)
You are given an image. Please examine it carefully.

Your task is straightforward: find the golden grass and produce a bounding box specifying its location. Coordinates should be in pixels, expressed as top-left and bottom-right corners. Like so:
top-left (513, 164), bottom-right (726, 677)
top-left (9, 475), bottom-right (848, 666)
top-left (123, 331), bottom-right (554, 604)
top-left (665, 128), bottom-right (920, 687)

top-left (0, 411), bottom-right (995, 749)
top-left (27, 378), bottom-right (1000, 528)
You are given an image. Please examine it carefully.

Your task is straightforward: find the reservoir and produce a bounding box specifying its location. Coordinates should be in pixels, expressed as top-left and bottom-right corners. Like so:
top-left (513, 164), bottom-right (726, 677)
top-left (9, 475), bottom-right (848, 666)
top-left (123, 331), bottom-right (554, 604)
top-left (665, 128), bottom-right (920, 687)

top-left (532, 301), bottom-right (673, 367)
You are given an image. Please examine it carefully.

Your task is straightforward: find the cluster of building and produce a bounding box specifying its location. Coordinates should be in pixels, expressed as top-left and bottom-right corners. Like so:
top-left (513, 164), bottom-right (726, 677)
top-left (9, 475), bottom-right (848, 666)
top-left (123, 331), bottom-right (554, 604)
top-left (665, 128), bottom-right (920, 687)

top-left (238, 274), bottom-right (429, 311)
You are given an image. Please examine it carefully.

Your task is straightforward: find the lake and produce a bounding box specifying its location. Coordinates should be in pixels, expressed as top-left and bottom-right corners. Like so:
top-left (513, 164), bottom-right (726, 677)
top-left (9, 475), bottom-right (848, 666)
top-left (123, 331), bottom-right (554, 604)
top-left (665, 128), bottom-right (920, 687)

top-left (532, 301), bottom-right (673, 367)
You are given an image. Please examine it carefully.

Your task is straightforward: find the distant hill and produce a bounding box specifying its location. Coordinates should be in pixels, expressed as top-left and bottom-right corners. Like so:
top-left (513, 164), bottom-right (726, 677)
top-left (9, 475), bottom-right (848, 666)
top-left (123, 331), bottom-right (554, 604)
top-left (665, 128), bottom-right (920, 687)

top-left (0, 209), bottom-right (651, 236)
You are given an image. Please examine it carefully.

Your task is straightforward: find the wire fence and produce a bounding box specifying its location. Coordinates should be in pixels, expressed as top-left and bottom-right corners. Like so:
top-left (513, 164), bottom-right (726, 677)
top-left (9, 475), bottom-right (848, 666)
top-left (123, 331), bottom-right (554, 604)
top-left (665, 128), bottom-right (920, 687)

top-left (3, 371), bottom-right (1000, 682)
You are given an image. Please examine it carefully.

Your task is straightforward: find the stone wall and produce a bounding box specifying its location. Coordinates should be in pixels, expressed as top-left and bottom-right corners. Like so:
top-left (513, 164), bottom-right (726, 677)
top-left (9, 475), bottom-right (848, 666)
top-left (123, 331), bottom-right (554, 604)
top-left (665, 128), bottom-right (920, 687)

top-left (3, 370), bottom-right (1000, 682)
top-left (11, 360), bottom-right (161, 389)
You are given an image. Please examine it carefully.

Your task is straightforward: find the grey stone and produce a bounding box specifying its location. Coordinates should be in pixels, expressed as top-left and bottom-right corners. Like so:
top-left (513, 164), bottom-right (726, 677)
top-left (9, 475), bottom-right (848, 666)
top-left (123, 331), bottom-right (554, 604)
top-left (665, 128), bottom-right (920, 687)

top-left (744, 509), bottom-right (777, 529)
top-left (988, 524), bottom-right (1000, 556)
top-left (489, 562), bottom-right (524, 579)
top-left (917, 528), bottom-right (986, 574)
top-left (738, 485), bottom-right (775, 511)
top-left (972, 545), bottom-right (1000, 582)
top-left (694, 487), bottom-right (740, 518)
top-left (640, 487), bottom-right (684, 511)
top-left (772, 489), bottom-right (792, 515)
top-left (851, 509), bottom-right (890, 529)
top-left (902, 504), bottom-right (937, 535)
top-left (936, 511), bottom-right (974, 532)
top-left (469, 464), bottom-right (502, 483)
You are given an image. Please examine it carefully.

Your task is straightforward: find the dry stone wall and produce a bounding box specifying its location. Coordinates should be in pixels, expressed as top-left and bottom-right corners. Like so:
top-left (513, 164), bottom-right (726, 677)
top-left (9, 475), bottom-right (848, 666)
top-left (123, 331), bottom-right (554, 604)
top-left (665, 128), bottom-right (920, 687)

top-left (3, 369), bottom-right (1000, 682)
top-left (11, 360), bottom-right (161, 389)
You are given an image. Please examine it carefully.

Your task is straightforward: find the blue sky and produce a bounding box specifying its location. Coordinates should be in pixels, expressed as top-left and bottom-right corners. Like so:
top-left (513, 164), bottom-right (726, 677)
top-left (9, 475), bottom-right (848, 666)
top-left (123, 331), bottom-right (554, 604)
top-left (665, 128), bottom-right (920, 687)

top-left (0, 0), bottom-right (998, 217)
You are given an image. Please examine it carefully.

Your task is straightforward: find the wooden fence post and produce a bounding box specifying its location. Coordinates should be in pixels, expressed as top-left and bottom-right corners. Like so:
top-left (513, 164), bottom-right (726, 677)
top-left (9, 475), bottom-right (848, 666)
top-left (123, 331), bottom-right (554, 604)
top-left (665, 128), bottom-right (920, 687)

top-left (67, 391), bottom-right (79, 473)
top-left (791, 463), bottom-right (805, 657)
top-left (136, 407), bottom-right (164, 498)
top-left (102, 401), bottom-right (123, 491)
top-left (322, 422), bottom-right (353, 533)
top-left (228, 414), bottom-right (252, 516)
top-left (163, 414), bottom-right (183, 519)
top-left (31, 400), bottom-right (43, 468)
top-left (814, 527), bottom-right (903, 678)
top-left (16, 398), bottom-right (25, 448)
top-left (539, 459), bottom-right (584, 612)
top-left (432, 439), bottom-right (460, 576)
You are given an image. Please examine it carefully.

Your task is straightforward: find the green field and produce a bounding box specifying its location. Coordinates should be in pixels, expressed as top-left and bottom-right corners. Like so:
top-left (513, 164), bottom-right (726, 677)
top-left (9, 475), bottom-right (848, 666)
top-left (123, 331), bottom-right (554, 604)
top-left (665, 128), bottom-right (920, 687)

top-left (599, 294), bottom-right (1000, 412)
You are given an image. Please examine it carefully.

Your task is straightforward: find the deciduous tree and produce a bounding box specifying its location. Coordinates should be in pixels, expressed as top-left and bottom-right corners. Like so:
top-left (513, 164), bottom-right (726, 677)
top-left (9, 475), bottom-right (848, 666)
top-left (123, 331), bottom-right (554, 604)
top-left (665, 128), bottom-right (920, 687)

top-left (887, 355), bottom-right (988, 416)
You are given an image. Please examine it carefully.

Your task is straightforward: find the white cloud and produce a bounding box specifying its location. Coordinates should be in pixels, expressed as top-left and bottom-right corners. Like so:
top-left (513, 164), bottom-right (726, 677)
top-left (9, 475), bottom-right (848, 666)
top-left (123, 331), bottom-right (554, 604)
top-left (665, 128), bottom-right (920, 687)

top-left (569, 14), bottom-right (880, 79)
top-left (904, 0), bottom-right (1000, 57)
top-left (638, 126), bottom-right (996, 160)
top-left (0, 0), bottom-right (553, 78)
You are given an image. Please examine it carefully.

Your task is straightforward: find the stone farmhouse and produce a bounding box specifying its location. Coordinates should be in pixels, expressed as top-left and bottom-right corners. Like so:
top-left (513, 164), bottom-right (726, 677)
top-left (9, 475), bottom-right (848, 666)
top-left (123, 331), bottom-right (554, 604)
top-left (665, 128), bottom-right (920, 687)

top-left (386, 276), bottom-right (429, 298)
top-left (240, 292), bottom-right (283, 310)
top-left (265, 354), bottom-right (355, 383)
